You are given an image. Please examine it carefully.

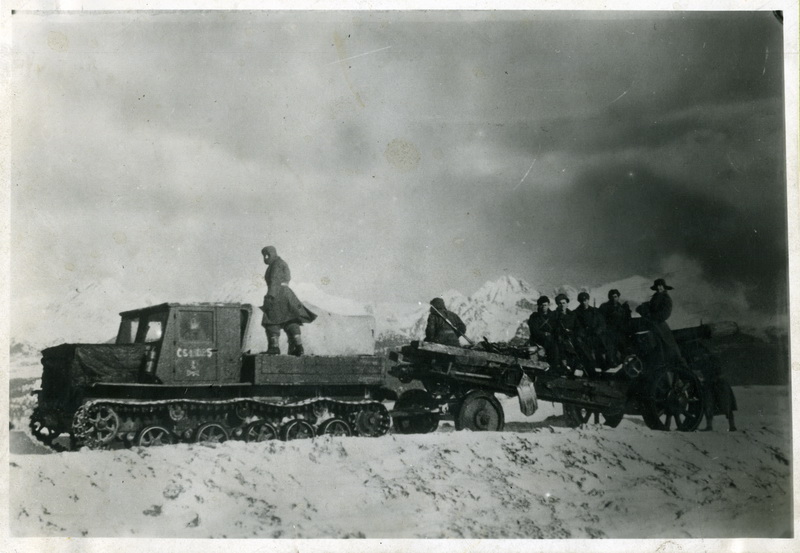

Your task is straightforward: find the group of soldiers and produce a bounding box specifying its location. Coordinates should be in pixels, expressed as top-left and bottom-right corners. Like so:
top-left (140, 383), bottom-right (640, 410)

top-left (425, 278), bottom-right (685, 379)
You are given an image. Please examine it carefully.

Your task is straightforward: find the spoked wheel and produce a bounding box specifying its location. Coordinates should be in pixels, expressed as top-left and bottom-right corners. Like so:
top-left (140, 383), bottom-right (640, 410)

top-left (351, 404), bottom-right (391, 437)
top-left (282, 419), bottom-right (315, 441)
top-left (642, 368), bottom-right (704, 431)
top-left (244, 421), bottom-right (279, 442)
top-left (73, 404), bottom-right (121, 449)
top-left (318, 418), bottom-right (352, 437)
top-left (392, 389), bottom-right (440, 434)
top-left (136, 426), bottom-right (175, 447)
top-left (455, 391), bottom-right (505, 432)
top-left (194, 423), bottom-right (229, 444)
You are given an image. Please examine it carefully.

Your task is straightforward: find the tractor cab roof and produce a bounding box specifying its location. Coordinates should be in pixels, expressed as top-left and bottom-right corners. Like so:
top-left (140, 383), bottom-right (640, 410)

top-left (119, 302), bottom-right (250, 317)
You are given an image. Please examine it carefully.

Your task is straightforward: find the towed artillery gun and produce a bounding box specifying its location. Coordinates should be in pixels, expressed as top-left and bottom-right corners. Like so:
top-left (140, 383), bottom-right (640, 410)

top-left (30, 302), bottom-right (396, 451)
top-left (389, 318), bottom-right (738, 433)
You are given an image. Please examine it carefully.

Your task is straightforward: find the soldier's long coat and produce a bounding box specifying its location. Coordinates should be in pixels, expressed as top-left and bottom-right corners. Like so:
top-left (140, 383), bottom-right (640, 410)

top-left (260, 255), bottom-right (317, 327)
top-left (637, 291), bottom-right (685, 367)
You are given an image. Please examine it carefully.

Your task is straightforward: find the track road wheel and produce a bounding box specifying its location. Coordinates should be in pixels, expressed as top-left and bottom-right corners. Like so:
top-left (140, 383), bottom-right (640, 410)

top-left (642, 368), bottom-right (704, 431)
top-left (194, 423), bottom-right (229, 444)
top-left (244, 421), bottom-right (279, 442)
top-left (318, 418), bottom-right (352, 437)
top-left (352, 405), bottom-right (391, 437)
top-left (456, 391), bottom-right (505, 432)
top-left (282, 419), bottom-right (315, 441)
top-left (136, 426), bottom-right (175, 447)
top-left (74, 404), bottom-right (121, 449)
top-left (393, 389), bottom-right (440, 434)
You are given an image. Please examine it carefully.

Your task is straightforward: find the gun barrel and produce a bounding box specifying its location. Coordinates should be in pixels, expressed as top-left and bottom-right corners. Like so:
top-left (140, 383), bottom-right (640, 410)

top-left (673, 321), bottom-right (739, 342)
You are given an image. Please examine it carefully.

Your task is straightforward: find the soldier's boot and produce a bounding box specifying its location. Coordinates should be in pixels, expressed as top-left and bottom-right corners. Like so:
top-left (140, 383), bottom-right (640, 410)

top-left (288, 334), bottom-right (304, 357)
top-left (727, 412), bottom-right (736, 432)
top-left (266, 333), bottom-right (281, 355)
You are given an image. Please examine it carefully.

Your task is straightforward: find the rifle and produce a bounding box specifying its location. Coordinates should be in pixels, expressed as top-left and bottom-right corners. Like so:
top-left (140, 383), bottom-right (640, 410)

top-left (429, 304), bottom-right (476, 347)
top-left (430, 304), bottom-right (505, 354)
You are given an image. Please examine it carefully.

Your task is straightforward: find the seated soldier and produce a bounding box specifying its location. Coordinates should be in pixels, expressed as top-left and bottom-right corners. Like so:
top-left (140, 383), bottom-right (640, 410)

top-left (573, 291), bottom-right (607, 375)
top-left (528, 296), bottom-right (557, 366)
top-left (425, 297), bottom-right (466, 347)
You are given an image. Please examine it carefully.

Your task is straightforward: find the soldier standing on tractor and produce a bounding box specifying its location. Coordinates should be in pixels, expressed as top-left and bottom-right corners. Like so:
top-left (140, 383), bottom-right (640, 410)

top-left (260, 246), bottom-right (317, 356)
top-left (636, 278), bottom-right (688, 369)
top-left (425, 297), bottom-right (467, 347)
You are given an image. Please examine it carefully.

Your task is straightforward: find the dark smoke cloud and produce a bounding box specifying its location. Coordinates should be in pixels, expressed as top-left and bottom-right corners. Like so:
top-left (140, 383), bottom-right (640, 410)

top-left (495, 164), bottom-right (788, 314)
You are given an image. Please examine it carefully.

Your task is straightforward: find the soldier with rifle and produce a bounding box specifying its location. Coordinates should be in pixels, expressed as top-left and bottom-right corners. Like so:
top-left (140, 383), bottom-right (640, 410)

top-left (425, 298), bottom-right (467, 347)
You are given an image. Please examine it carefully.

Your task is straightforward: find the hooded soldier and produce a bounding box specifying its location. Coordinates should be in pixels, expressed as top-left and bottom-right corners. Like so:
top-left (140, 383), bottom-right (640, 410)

top-left (260, 246), bottom-right (317, 356)
top-left (425, 297), bottom-right (466, 347)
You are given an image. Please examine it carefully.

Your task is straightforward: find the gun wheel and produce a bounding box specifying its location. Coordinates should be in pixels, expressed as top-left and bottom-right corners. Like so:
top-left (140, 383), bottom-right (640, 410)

top-left (642, 368), bottom-right (704, 431)
top-left (318, 418), bottom-right (352, 437)
top-left (244, 421), bottom-right (279, 442)
top-left (282, 419), bottom-right (315, 441)
top-left (194, 423), bottom-right (229, 444)
top-left (456, 391), bottom-right (504, 432)
top-left (136, 426), bottom-right (175, 447)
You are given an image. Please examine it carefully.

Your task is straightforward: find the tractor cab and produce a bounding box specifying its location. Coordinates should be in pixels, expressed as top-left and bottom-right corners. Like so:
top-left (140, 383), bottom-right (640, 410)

top-left (116, 303), bottom-right (253, 384)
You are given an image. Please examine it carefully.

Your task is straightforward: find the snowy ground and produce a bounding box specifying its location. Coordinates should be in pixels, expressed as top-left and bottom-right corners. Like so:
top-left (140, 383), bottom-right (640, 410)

top-left (5, 385), bottom-right (793, 545)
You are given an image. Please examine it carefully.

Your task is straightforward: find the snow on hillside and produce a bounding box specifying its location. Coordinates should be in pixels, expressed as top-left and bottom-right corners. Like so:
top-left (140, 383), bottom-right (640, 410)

top-left (7, 386), bottom-right (793, 540)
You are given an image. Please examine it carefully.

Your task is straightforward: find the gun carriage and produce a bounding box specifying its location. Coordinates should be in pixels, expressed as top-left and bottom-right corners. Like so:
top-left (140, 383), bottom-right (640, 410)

top-left (389, 318), bottom-right (737, 433)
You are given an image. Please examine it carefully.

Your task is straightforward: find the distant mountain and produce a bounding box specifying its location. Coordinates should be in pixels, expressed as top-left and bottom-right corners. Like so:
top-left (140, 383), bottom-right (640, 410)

top-left (9, 273), bottom-right (786, 377)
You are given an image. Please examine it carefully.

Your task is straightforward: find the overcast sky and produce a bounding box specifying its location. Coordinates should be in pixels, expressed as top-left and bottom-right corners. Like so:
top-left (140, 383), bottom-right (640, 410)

top-left (9, 10), bottom-right (789, 325)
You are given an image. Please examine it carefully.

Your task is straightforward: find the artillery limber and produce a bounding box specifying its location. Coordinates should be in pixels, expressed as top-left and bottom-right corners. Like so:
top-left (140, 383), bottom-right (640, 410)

top-left (389, 319), bottom-right (737, 433)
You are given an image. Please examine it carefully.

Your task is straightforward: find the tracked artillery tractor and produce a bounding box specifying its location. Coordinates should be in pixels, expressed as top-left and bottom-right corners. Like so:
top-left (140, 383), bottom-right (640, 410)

top-left (29, 303), bottom-right (395, 451)
top-left (389, 319), bottom-right (738, 433)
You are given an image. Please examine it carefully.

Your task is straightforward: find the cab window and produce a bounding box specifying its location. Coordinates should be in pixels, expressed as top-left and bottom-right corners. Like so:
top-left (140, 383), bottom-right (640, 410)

top-left (179, 311), bottom-right (213, 342)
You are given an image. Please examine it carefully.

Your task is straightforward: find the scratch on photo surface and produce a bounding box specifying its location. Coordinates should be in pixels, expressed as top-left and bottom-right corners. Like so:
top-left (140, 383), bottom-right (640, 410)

top-left (327, 45), bottom-right (392, 66)
top-left (610, 89), bottom-right (628, 105)
top-left (514, 158), bottom-right (537, 190)
top-left (727, 152), bottom-right (741, 173)
top-left (762, 46), bottom-right (769, 76)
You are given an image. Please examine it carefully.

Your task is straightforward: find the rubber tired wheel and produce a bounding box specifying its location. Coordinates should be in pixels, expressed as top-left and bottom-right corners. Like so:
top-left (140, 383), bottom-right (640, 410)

top-left (244, 421), bottom-right (279, 442)
top-left (642, 368), bottom-right (704, 431)
top-left (456, 391), bottom-right (505, 432)
top-left (136, 426), bottom-right (175, 447)
top-left (393, 389), bottom-right (440, 434)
